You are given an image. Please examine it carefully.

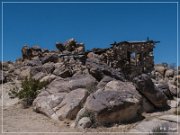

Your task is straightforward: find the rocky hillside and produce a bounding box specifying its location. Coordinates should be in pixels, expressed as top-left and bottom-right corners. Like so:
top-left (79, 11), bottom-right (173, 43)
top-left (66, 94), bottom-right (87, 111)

top-left (1, 38), bottom-right (179, 131)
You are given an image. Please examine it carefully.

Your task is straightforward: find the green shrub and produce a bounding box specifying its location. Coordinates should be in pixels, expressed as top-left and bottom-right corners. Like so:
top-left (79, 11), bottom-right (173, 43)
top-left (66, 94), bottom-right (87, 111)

top-left (16, 77), bottom-right (48, 108)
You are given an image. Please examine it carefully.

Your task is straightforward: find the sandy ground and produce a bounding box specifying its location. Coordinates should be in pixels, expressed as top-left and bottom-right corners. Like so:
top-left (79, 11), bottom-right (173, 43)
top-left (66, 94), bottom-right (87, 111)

top-left (0, 103), bottom-right (179, 135)
top-left (0, 104), bottom-right (137, 135)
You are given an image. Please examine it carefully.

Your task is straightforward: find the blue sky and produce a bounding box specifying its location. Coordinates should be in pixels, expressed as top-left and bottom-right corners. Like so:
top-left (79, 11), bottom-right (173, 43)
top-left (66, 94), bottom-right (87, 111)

top-left (1, 0), bottom-right (179, 65)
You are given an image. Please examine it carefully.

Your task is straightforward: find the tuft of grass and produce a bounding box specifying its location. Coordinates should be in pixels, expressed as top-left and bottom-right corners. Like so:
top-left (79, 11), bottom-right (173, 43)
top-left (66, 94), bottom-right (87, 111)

top-left (9, 77), bottom-right (48, 108)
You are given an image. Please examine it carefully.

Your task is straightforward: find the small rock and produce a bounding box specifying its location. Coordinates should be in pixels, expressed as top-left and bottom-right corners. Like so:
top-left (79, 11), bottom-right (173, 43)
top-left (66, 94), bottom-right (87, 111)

top-left (77, 117), bottom-right (92, 129)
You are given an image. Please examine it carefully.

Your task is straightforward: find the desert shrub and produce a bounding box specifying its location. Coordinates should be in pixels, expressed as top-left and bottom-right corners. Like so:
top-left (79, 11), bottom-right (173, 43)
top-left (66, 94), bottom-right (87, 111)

top-left (15, 77), bottom-right (48, 108)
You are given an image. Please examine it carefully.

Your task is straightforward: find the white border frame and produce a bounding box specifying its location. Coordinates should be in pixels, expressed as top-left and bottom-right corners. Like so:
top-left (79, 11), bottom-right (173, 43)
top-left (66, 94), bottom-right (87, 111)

top-left (1, 1), bottom-right (179, 134)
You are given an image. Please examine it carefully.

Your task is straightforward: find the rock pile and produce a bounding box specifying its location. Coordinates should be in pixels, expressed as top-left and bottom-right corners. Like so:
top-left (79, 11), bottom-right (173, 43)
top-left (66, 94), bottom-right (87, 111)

top-left (1, 38), bottom-right (179, 129)
top-left (152, 64), bottom-right (180, 98)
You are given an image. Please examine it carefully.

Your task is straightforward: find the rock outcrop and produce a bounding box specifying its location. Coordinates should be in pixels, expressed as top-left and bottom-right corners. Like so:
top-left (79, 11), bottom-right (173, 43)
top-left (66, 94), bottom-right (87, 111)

top-left (85, 80), bottom-right (142, 125)
top-left (133, 74), bottom-right (168, 108)
top-left (2, 38), bottom-right (179, 130)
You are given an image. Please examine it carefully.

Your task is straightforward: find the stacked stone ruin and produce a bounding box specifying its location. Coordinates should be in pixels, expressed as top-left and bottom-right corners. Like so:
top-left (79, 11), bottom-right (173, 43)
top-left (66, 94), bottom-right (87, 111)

top-left (89, 39), bottom-right (159, 79)
top-left (21, 38), bottom-right (159, 79)
top-left (103, 40), bottom-right (159, 78)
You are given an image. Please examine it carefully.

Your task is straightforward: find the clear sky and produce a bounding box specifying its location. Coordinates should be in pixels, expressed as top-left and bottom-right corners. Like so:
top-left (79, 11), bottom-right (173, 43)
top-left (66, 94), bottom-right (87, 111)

top-left (1, 0), bottom-right (179, 65)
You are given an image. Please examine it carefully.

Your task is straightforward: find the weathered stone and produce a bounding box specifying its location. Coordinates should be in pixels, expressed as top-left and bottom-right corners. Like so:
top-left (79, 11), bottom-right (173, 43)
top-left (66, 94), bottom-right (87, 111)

top-left (86, 59), bottom-right (125, 81)
top-left (32, 72), bottom-right (47, 80)
top-left (133, 74), bottom-right (168, 108)
top-left (173, 75), bottom-right (180, 87)
top-left (129, 118), bottom-right (177, 133)
top-left (168, 83), bottom-right (179, 97)
top-left (167, 100), bottom-right (179, 108)
top-left (42, 63), bottom-right (55, 74)
top-left (33, 93), bottom-right (67, 119)
top-left (85, 80), bottom-right (142, 125)
top-left (1, 81), bottom-right (21, 107)
top-left (21, 45), bottom-right (32, 60)
top-left (30, 64), bottom-right (54, 76)
top-left (97, 76), bottom-right (114, 89)
top-left (74, 108), bottom-right (89, 127)
top-left (54, 68), bottom-right (72, 78)
top-left (165, 69), bottom-right (174, 78)
top-left (87, 52), bottom-right (99, 60)
top-left (77, 117), bottom-right (92, 129)
top-left (45, 78), bottom-right (71, 93)
top-left (75, 46), bottom-right (85, 53)
top-left (155, 81), bottom-right (173, 99)
top-left (54, 88), bottom-right (88, 120)
top-left (53, 63), bottom-right (73, 78)
top-left (154, 65), bottom-right (166, 76)
top-left (69, 74), bottom-right (98, 90)
top-left (40, 74), bottom-right (56, 83)
top-left (19, 67), bottom-right (31, 79)
top-left (142, 98), bottom-right (155, 113)
top-left (24, 59), bottom-right (42, 67)
top-left (41, 54), bottom-right (59, 64)
top-left (158, 115), bottom-right (180, 123)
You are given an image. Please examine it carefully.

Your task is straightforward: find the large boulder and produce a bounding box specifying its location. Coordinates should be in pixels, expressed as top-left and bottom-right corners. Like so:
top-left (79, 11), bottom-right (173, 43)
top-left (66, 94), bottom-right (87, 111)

top-left (33, 74), bottom-right (96, 121)
top-left (33, 92), bottom-right (67, 119)
top-left (69, 74), bottom-right (98, 90)
top-left (133, 74), bottom-right (168, 108)
top-left (54, 88), bottom-right (88, 120)
top-left (86, 59), bottom-right (125, 81)
top-left (85, 80), bottom-right (142, 125)
top-left (45, 78), bottom-right (71, 93)
top-left (45, 74), bottom-right (97, 94)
